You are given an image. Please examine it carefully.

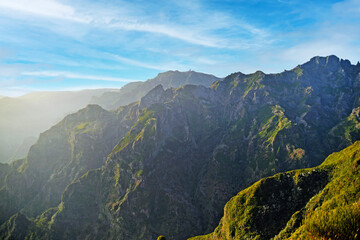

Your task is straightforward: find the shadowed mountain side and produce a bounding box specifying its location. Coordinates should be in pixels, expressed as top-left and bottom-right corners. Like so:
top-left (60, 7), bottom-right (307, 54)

top-left (90, 70), bottom-right (221, 110)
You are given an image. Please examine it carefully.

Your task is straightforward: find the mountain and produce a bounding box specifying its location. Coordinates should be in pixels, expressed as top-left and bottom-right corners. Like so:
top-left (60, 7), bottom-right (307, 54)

top-left (0, 71), bottom-right (219, 164)
top-left (0, 89), bottom-right (113, 163)
top-left (0, 103), bottom-right (139, 223)
top-left (0, 55), bottom-right (360, 239)
top-left (189, 140), bottom-right (360, 240)
top-left (90, 70), bottom-right (220, 110)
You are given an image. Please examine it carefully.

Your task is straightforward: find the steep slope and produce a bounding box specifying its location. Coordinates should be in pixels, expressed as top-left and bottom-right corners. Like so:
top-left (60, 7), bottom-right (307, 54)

top-left (0, 103), bottom-right (139, 223)
top-left (1, 55), bottom-right (360, 240)
top-left (90, 70), bottom-right (220, 110)
top-left (190, 140), bottom-right (360, 240)
top-left (0, 213), bottom-right (31, 240)
top-left (0, 89), bottom-right (112, 163)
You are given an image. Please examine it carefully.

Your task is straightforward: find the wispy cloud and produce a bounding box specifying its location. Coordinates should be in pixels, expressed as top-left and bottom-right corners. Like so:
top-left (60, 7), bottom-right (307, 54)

top-left (108, 21), bottom-right (226, 48)
top-left (107, 53), bottom-right (189, 71)
top-left (1, 0), bottom-right (359, 96)
top-left (22, 71), bottom-right (140, 82)
top-left (109, 53), bottom-right (169, 71)
top-left (277, 0), bottom-right (360, 66)
top-left (0, 0), bottom-right (90, 23)
top-left (0, 0), bottom-right (268, 49)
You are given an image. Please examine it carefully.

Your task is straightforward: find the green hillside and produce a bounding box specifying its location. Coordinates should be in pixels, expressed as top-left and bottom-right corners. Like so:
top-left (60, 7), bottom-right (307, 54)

top-left (190, 140), bottom-right (360, 240)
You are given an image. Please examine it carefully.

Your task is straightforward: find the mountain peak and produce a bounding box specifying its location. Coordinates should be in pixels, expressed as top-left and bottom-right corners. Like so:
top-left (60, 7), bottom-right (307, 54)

top-left (138, 84), bottom-right (167, 109)
top-left (308, 55), bottom-right (339, 65)
top-left (300, 55), bottom-right (355, 72)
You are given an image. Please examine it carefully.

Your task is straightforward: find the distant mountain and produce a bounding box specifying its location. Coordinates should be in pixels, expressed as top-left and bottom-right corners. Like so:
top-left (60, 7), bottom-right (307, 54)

top-left (0, 55), bottom-right (360, 239)
top-left (0, 103), bottom-right (139, 223)
top-left (0, 89), bottom-right (112, 163)
top-left (90, 70), bottom-right (221, 109)
top-left (190, 140), bottom-right (360, 240)
top-left (0, 71), bottom-right (219, 164)
top-left (6, 136), bottom-right (37, 163)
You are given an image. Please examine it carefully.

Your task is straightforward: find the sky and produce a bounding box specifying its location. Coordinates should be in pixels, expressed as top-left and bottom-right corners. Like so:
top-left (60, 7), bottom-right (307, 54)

top-left (0, 0), bottom-right (359, 96)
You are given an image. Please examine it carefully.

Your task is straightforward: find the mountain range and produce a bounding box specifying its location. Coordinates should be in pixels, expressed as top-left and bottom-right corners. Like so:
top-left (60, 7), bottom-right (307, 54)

top-left (90, 70), bottom-right (220, 110)
top-left (0, 55), bottom-right (360, 239)
top-left (0, 71), bottom-right (218, 164)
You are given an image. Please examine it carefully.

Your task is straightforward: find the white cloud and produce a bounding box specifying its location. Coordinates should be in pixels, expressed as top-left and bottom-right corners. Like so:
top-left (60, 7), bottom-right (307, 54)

top-left (107, 53), bottom-right (188, 71)
top-left (280, 39), bottom-right (360, 66)
top-left (273, 0), bottom-right (360, 67)
top-left (109, 53), bottom-right (169, 71)
top-left (108, 21), bottom-right (226, 48)
top-left (0, 0), bottom-right (90, 23)
top-left (0, 0), bottom-right (269, 49)
top-left (22, 71), bottom-right (140, 82)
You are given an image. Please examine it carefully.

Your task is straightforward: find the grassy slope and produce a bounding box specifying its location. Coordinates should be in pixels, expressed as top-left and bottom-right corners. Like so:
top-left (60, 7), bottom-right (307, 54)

top-left (190, 141), bottom-right (360, 240)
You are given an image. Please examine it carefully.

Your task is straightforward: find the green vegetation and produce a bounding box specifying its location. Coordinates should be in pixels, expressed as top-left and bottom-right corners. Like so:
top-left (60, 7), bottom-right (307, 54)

top-left (0, 213), bottom-right (31, 240)
top-left (242, 71), bottom-right (265, 97)
top-left (303, 202), bottom-right (360, 240)
top-left (73, 122), bottom-right (95, 134)
top-left (112, 109), bottom-right (157, 153)
top-left (329, 108), bottom-right (360, 145)
top-left (258, 105), bottom-right (292, 146)
top-left (294, 67), bottom-right (303, 77)
top-left (210, 81), bottom-right (220, 90)
top-left (189, 141), bottom-right (360, 240)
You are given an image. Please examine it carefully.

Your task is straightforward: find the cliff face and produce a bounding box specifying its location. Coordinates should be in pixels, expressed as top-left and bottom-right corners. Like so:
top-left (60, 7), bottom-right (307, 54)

top-left (190, 140), bottom-right (360, 240)
top-left (0, 55), bottom-right (360, 240)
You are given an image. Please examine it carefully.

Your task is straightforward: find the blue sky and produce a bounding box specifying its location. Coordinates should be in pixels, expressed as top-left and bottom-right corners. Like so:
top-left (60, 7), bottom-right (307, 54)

top-left (0, 0), bottom-right (359, 96)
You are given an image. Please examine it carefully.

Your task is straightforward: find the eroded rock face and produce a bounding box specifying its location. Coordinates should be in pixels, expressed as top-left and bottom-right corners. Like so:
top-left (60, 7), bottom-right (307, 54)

top-left (1, 55), bottom-right (360, 240)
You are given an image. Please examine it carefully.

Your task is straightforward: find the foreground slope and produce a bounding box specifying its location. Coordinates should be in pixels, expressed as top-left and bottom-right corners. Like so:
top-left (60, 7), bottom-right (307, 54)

top-left (190, 140), bottom-right (360, 240)
top-left (0, 55), bottom-right (360, 239)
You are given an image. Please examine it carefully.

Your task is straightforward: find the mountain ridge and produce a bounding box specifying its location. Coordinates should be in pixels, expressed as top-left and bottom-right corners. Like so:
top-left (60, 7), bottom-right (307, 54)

top-left (0, 55), bottom-right (359, 239)
top-left (90, 70), bottom-right (221, 110)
